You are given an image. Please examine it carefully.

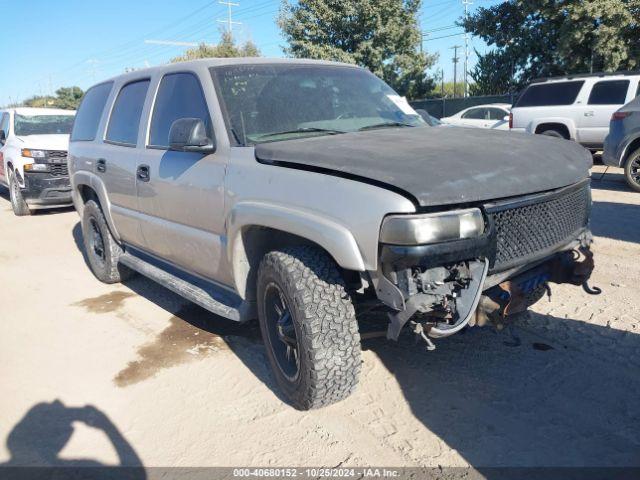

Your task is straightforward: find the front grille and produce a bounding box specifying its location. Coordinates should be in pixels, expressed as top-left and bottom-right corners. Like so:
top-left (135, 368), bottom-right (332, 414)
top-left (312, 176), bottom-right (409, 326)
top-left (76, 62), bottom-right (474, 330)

top-left (47, 150), bottom-right (67, 160)
top-left (49, 163), bottom-right (69, 176)
top-left (488, 182), bottom-right (590, 270)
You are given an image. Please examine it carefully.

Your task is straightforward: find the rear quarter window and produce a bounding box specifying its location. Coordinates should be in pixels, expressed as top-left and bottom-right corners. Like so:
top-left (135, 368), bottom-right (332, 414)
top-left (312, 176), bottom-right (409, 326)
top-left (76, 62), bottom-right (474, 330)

top-left (71, 82), bottom-right (113, 142)
top-left (105, 79), bottom-right (150, 146)
top-left (515, 81), bottom-right (585, 107)
top-left (588, 80), bottom-right (630, 105)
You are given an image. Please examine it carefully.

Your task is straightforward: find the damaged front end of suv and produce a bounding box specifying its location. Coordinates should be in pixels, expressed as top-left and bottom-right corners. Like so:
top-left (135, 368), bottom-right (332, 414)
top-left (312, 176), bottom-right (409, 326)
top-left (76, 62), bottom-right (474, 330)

top-left (372, 179), bottom-right (599, 348)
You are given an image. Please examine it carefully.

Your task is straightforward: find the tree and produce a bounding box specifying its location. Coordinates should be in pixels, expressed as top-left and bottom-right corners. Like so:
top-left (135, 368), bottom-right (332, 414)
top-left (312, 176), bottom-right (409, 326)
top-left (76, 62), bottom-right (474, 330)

top-left (54, 87), bottom-right (84, 110)
top-left (278, 0), bottom-right (437, 99)
top-left (23, 86), bottom-right (84, 110)
top-left (469, 49), bottom-right (515, 96)
top-left (463, 0), bottom-right (640, 92)
top-left (171, 31), bottom-right (260, 63)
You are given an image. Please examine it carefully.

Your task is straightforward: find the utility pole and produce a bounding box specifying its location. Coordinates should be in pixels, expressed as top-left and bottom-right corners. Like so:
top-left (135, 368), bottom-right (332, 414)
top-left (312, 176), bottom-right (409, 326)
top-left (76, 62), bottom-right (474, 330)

top-left (217, 0), bottom-right (242, 37)
top-left (451, 45), bottom-right (461, 98)
top-left (462, 0), bottom-right (472, 97)
top-left (441, 67), bottom-right (445, 97)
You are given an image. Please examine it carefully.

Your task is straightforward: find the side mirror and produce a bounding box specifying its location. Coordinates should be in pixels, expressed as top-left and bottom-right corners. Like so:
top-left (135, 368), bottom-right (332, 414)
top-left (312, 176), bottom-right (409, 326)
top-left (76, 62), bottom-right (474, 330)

top-left (503, 115), bottom-right (510, 122)
top-left (0, 130), bottom-right (6, 145)
top-left (168, 118), bottom-right (215, 154)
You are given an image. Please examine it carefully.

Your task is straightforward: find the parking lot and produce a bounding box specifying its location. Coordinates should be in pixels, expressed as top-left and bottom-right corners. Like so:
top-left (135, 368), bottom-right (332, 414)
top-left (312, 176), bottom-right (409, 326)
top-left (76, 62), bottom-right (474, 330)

top-left (1, 164), bottom-right (639, 470)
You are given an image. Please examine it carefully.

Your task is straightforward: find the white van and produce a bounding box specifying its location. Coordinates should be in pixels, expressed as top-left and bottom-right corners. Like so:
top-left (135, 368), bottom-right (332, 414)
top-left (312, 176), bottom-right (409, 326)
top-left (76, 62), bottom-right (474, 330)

top-left (0, 107), bottom-right (75, 215)
top-left (510, 72), bottom-right (640, 151)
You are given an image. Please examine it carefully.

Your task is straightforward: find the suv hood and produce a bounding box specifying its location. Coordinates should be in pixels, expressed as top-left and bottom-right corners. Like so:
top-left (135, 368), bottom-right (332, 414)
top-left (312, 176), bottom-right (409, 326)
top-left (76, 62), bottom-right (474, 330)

top-left (15, 134), bottom-right (70, 151)
top-left (255, 127), bottom-right (592, 207)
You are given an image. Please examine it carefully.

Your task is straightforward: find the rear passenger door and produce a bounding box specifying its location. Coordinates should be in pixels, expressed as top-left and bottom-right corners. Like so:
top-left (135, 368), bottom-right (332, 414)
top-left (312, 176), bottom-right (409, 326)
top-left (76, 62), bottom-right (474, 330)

top-left (577, 79), bottom-right (631, 146)
top-left (100, 79), bottom-right (151, 247)
top-left (459, 107), bottom-right (488, 128)
top-left (135, 71), bottom-right (227, 282)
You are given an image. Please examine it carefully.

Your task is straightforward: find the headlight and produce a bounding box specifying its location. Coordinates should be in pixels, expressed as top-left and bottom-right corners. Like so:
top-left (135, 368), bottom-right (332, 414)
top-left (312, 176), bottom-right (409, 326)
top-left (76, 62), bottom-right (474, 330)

top-left (380, 208), bottom-right (485, 245)
top-left (23, 163), bottom-right (49, 172)
top-left (22, 148), bottom-right (47, 159)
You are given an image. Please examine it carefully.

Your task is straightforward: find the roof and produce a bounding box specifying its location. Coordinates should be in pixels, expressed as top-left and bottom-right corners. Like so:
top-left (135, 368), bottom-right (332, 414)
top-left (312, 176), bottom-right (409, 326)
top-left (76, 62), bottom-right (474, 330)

top-left (5, 107), bottom-right (76, 116)
top-left (99, 57), bottom-right (359, 84)
top-left (461, 103), bottom-right (511, 110)
top-left (531, 71), bottom-right (640, 84)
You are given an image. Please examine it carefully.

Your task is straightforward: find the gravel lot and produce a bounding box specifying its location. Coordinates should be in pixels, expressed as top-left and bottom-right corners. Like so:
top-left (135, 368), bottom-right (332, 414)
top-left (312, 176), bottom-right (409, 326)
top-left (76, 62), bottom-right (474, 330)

top-left (1, 164), bottom-right (639, 472)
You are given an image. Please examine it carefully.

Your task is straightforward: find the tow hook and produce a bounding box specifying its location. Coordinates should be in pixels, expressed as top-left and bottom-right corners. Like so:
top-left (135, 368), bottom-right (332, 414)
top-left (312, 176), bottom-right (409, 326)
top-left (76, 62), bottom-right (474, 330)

top-left (582, 281), bottom-right (602, 295)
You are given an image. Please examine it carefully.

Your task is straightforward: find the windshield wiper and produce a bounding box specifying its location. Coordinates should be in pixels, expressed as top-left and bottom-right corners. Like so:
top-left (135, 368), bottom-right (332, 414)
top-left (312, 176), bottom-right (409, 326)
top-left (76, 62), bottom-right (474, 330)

top-left (358, 121), bottom-right (415, 131)
top-left (255, 127), bottom-right (346, 140)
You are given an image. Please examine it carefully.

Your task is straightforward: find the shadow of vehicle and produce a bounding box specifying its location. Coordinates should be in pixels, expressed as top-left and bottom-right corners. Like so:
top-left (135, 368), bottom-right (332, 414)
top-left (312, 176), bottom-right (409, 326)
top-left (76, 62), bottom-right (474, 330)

top-left (0, 400), bottom-right (145, 479)
top-left (365, 311), bottom-right (640, 471)
top-left (591, 201), bottom-right (640, 244)
top-left (591, 170), bottom-right (635, 193)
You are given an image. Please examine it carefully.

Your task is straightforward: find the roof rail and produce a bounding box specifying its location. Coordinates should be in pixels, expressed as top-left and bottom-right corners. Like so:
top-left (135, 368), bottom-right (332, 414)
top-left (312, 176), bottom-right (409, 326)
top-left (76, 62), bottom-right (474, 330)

top-left (531, 71), bottom-right (640, 83)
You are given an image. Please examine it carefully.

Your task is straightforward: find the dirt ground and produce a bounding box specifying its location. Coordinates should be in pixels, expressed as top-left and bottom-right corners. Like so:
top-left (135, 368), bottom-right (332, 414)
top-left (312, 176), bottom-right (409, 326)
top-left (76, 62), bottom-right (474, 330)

top-left (1, 164), bottom-right (639, 471)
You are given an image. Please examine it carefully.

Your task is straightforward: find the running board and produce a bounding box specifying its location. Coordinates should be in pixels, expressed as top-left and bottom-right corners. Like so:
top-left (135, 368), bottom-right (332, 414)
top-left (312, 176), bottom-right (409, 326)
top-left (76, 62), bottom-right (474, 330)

top-left (119, 251), bottom-right (253, 322)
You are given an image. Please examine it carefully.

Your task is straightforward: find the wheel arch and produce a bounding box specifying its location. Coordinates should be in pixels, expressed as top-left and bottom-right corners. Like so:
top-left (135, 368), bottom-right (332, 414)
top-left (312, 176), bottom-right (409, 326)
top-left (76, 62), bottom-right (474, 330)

top-left (621, 135), bottom-right (640, 167)
top-left (227, 202), bottom-right (366, 301)
top-left (71, 171), bottom-right (121, 241)
top-left (534, 121), bottom-right (572, 139)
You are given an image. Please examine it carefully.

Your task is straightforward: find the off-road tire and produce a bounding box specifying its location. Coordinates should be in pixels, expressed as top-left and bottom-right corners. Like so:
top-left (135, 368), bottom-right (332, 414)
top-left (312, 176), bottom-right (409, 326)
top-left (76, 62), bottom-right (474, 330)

top-left (8, 170), bottom-right (32, 216)
top-left (540, 129), bottom-right (566, 139)
top-left (623, 148), bottom-right (640, 193)
top-left (81, 200), bottom-right (134, 284)
top-left (257, 246), bottom-right (361, 410)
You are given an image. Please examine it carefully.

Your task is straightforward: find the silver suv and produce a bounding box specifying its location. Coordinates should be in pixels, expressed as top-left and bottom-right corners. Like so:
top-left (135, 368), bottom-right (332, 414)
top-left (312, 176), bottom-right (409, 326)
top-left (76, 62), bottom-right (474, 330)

top-left (69, 58), bottom-right (598, 409)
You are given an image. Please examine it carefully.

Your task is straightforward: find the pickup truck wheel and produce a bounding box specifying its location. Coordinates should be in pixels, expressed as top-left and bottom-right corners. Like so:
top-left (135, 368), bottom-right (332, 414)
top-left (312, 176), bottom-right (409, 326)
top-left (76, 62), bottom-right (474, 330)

top-left (257, 246), bottom-right (361, 410)
top-left (540, 129), bottom-right (566, 139)
top-left (8, 171), bottom-right (32, 216)
top-left (81, 200), bottom-right (134, 284)
top-left (624, 149), bottom-right (640, 192)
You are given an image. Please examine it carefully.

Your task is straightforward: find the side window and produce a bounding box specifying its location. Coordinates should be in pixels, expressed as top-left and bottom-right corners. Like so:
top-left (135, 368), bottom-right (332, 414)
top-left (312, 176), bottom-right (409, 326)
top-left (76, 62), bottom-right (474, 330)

top-left (487, 108), bottom-right (507, 120)
top-left (515, 81), bottom-right (584, 107)
top-left (71, 82), bottom-right (113, 142)
top-left (149, 72), bottom-right (212, 148)
top-left (462, 108), bottom-right (485, 119)
top-left (588, 80), bottom-right (630, 105)
top-left (106, 79), bottom-right (150, 146)
top-left (0, 113), bottom-right (9, 135)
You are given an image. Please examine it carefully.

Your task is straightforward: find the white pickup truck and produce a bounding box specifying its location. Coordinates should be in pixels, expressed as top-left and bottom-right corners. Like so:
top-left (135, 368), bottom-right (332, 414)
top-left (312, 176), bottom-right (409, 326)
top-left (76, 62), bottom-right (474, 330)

top-left (510, 72), bottom-right (640, 151)
top-left (0, 107), bottom-right (75, 215)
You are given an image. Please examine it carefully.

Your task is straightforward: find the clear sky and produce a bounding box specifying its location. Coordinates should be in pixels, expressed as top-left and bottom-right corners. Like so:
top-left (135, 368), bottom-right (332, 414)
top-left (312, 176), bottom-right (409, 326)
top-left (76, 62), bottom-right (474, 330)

top-left (0, 0), bottom-right (503, 106)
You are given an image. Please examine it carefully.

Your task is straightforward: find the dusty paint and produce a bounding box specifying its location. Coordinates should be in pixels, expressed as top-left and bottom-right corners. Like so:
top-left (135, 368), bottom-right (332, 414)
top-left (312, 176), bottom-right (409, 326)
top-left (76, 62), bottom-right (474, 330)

top-left (72, 291), bottom-right (136, 314)
top-left (114, 304), bottom-right (260, 387)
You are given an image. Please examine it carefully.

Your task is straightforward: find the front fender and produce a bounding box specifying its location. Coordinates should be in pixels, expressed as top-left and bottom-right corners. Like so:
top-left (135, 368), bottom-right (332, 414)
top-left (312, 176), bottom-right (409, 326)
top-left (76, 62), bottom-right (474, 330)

top-left (227, 201), bottom-right (366, 298)
top-left (71, 171), bottom-right (121, 241)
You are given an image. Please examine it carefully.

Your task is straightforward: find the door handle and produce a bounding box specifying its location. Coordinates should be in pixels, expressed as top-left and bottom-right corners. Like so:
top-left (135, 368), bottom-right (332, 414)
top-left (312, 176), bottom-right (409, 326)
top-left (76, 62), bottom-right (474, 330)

top-left (584, 111), bottom-right (595, 117)
top-left (137, 164), bottom-right (150, 182)
top-left (96, 158), bottom-right (106, 173)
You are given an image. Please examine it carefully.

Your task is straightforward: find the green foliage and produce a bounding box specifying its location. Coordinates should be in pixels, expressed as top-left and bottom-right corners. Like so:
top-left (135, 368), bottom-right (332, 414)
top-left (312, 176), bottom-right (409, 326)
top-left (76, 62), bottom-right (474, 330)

top-left (463, 0), bottom-right (640, 94)
top-left (278, 0), bottom-right (437, 99)
top-left (469, 49), bottom-right (516, 96)
top-left (171, 31), bottom-right (260, 63)
top-left (23, 86), bottom-right (84, 110)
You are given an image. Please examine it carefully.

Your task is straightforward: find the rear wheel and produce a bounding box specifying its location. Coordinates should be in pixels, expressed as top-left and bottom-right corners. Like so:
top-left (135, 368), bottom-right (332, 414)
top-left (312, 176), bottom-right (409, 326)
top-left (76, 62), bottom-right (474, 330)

top-left (539, 129), bottom-right (566, 139)
top-left (8, 170), bottom-right (31, 216)
top-left (624, 149), bottom-right (640, 193)
top-left (81, 200), bottom-right (134, 283)
top-left (257, 246), bottom-right (361, 410)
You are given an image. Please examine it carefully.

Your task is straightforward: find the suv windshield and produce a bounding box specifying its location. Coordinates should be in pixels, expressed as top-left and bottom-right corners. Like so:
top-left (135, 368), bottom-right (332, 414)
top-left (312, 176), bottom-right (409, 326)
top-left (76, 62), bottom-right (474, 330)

top-left (14, 114), bottom-right (74, 136)
top-left (211, 64), bottom-right (425, 145)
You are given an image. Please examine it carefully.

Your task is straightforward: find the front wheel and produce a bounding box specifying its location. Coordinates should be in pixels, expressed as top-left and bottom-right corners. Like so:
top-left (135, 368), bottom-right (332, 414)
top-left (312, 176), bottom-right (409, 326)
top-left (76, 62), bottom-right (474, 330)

top-left (257, 246), bottom-right (361, 410)
top-left (624, 149), bottom-right (640, 193)
top-left (8, 171), bottom-right (32, 216)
